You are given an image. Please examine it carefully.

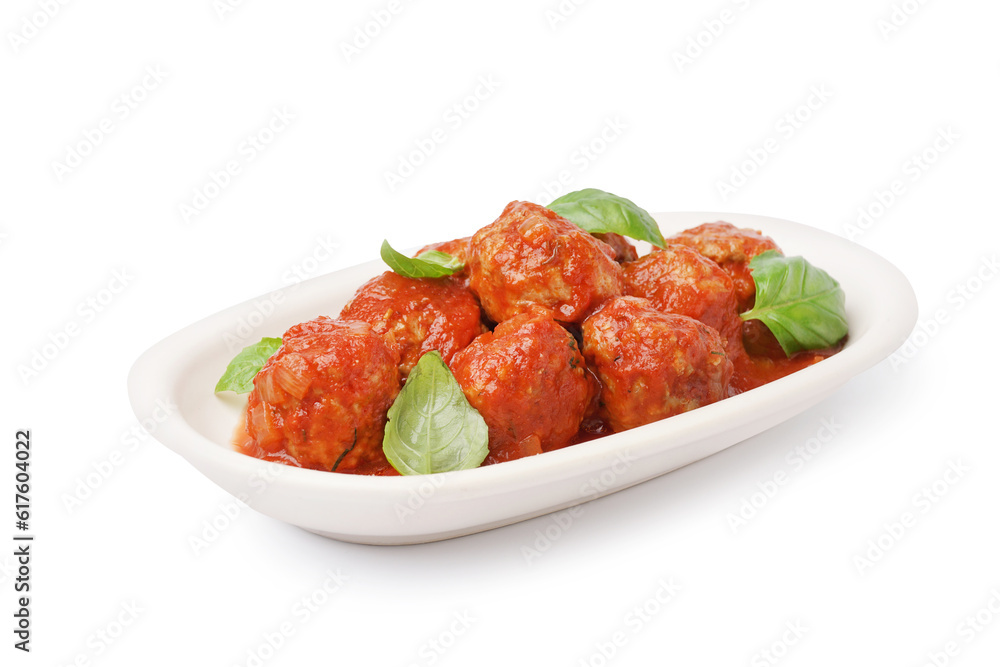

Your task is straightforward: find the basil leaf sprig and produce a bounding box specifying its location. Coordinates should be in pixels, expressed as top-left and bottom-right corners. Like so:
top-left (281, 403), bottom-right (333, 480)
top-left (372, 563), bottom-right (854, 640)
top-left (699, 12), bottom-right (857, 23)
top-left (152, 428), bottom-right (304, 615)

top-left (381, 240), bottom-right (464, 279)
top-left (215, 337), bottom-right (282, 393)
top-left (740, 251), bottom-right (848, 356)
top-left (548, 188), bottom-right (666, 248)
top-left (383, 351), bottom-right (489, 475)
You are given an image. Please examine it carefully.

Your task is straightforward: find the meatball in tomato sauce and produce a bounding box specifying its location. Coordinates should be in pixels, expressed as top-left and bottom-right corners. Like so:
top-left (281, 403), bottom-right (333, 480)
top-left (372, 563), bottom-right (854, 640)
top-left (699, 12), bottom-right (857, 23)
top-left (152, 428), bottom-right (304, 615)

top-left (468, 201), bottom-right (624, 324)
top-left (449, 309), bottom-right (597, 465)
top-left (622, 243), bottom-right (740, 337)
top-left (339, 271), bottom-right (485, 378)
top-left (582, 296), bottom-right (732, 432)
top-left (245, 317), bottom-right (400, 474)
top-left (668, 222), bottom-right (780, 311)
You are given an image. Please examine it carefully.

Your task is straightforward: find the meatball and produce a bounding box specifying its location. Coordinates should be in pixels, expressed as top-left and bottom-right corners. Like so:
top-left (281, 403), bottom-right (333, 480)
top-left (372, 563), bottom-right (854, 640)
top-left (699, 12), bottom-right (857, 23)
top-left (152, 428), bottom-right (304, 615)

top-left (622, 243), bottom-right (740, 335)
top-left (582, 296), bottom-right (733, 432)
top-left (244, 317), bottom-right (401, 474)
top-left (339, 271), bottom-right (485, 377)
top-left (449, 309), bottom-right (596, 464)
top-left (668, 222), bottom-right (781, 311)
top-left (594, 232), bottom-right (638, 263)
top-left (468, 201), bottom-right (624, 324)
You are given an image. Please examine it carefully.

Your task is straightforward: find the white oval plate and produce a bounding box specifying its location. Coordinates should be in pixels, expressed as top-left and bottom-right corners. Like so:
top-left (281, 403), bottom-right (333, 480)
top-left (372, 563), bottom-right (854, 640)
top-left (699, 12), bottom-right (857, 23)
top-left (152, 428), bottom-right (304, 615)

top-left (128, 212), bottom-right (916, 545)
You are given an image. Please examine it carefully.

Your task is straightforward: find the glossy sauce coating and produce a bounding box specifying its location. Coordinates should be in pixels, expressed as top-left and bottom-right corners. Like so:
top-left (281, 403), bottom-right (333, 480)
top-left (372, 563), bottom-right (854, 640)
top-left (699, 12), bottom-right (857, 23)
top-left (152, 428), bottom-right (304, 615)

top-left (582, 296), bottom-right (732, 432)
top-left (729, 320), bottom-right (842, 393)
top-left (449, 308), bottom-right (597, 464)
top-left (339, 271), bottom-right (485, 377)
top-left (468, 201), bottom-right (624, 324)
top-left (668, 221), bottom-right (780, 311)
top-left (244, 317), bottom-right (400, 475)
top-left (622, 243), bottom-right (740, 335)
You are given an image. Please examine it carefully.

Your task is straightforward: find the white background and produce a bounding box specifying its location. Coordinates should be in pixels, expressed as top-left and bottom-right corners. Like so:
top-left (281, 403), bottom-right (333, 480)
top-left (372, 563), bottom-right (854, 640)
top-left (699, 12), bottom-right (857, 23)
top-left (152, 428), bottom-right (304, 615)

top-left (3, 0), bottom-right (999, 665)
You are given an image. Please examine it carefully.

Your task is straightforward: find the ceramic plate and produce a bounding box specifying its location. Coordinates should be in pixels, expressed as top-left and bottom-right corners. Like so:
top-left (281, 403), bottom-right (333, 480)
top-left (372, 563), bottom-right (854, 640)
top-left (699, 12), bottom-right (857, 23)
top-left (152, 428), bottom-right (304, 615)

top-left (128, 212), bottom-right (917, 545)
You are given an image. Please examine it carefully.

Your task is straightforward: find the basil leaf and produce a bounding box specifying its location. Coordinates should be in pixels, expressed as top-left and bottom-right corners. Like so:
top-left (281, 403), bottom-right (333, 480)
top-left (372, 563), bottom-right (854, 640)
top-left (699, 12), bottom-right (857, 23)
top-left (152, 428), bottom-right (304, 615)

top-left (383, 351), bottom-right (489, 475)
top-left (548, 188), bottom-right (665, 248)
top-left (381, 240), bottom-right (464, 278)
top-left (740, 251), bottom-right (848, 356)
top-left (214, 337), bottom-right (283, 394)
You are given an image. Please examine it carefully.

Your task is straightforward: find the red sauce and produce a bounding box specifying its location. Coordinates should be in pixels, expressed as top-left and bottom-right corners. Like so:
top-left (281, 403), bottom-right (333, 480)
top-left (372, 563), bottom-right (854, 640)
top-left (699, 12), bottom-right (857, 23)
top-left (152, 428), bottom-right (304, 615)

top-left (572, 416), bottom-right (615, 444)
top-left (730, 320), bottom-right (844, 393)
top-left (467, 201), bottom-right (624, 324)
top-left (448, 309), bottom-right (596, 465)
top-left (231, 410), bottom-right (302, 468)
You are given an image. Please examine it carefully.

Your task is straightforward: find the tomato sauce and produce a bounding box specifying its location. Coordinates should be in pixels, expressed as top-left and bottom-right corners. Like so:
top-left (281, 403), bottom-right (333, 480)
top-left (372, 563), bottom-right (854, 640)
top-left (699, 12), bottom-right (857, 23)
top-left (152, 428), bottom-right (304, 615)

top-left (730, 321), bottom-right (844, 393)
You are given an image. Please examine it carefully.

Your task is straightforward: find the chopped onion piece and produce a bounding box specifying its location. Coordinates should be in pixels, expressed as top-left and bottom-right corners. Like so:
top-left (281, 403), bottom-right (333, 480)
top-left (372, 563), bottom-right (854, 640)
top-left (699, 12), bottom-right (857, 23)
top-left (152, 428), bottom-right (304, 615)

top-left (272, 353), bottom-right (312, 400)
top-left (256, 370), bottom-right (284, 405)
top-left (248, 403), bottom-right (282, 449)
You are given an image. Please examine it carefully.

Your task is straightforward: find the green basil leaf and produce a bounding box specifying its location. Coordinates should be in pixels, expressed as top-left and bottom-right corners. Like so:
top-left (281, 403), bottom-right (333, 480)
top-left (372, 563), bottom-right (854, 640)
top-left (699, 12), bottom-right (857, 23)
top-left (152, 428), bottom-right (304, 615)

top-left (740, 250), bottom-right (848, 356)
top-left (383, 351), bottom-right (489, 475)
top-left (214, 337), bottom-right (283, 394)
top-left (548, 188), bottom-right (665, 248)
top-left (381, 240), bottom-right (464, 278)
